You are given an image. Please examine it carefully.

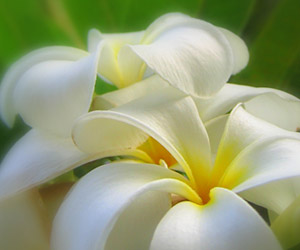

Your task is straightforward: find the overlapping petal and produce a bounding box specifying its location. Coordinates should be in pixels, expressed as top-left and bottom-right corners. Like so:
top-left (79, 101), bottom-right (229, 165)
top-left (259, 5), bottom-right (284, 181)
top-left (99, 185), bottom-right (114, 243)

top-left (221, 138), bottom-right (300, 191)
top-left (0, 130), bottom-right (144, 201)
top-left (89, 13), bottom-right (248, 97)
top-left (150, 188), bottom-right (281, 250)
top-left (0, 130), bottom-right (87, 201)
top-left (92, 75), bottom-right (169, 110)
top-left (88, 29), bottom-right (145, 87)
top-left (73, 88), bottom-right (211, 189)
top-left (204, 114), bottom-right (228, 157)
top-left (130, 17), bottom-right (235, 97)
top-left (239, 177), bottom-right (300, 214)
top-left (244, 93), bottom-right (300, 132)
top-left (0, 46), bottom-right (88, 128)
top-left (51, 163), bottom-right (199, 250)
top-left (194, 83), bottom-right (299, 122)
top-left (212, 105), bottom-right (300, 184)
top-left (12, 45), bottom-right (102, 137)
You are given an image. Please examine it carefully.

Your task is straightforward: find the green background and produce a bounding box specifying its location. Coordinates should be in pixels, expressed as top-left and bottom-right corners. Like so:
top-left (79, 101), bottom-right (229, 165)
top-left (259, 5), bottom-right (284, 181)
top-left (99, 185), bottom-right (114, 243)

top-left (0, 0), bottom-right (299, 158)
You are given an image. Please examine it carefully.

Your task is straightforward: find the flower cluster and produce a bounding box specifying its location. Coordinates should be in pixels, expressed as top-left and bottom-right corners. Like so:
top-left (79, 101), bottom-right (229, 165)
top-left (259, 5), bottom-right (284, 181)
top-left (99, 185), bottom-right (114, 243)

top-left (0, 13), bottom-right (300, 250)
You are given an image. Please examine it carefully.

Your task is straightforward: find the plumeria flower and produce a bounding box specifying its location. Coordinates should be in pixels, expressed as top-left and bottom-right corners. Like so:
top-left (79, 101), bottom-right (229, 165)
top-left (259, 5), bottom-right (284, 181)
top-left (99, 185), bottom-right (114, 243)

top-left (88, 12), bottom-right (249, 97)
top-left (0, 12), bottom-right (248, 201)
top-left (52, 89), bottom-right (300, 250)
top-left (92, 81), bottom-right (300, 173)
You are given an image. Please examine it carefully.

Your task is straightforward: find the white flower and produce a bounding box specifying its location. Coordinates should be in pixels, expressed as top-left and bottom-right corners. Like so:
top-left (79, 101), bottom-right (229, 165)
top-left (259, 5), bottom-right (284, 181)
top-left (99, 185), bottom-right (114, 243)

top-left (52, 89), bottom-right (300, 249)
top-left (88, 12), bottom-right (249, 97)
top-left (0, 12), bottom-right (248, 201)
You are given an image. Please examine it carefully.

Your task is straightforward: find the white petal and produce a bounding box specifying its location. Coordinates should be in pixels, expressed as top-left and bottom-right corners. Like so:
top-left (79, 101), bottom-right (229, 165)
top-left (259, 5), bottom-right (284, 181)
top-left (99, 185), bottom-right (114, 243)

top-left (0, 46), bottom-right (88, 127)
top-left (222, 138), bottom-right (300, 200)
top-left (73, 88), bottom-right (211, 189)
top-left (194, 83), bottom-right (298, 122)
top-left (204, 114), bottom-right (228, 157)
top-left (239, 177), bottom-right (300, 214)
top-left (141, 13), bottom-right (192, 43)
top-left (150, 188), bottom-right (281, 250)
top-left (88, 29), bottom-right (145, 87)
top-left (0, 189), bottom-right (50, 250)
top-left (212, 105), bottom-right (300, 184)
top-left (117, 45), bottom-right (145, 88)
top-left (130, 18), bottom-right (234, 97)
top-left (271, 194), bottom-right (300, 249)
top-left (51, 163), bottom-right (199, 250)
top-left (92, 75), bottom-right (169, 110)
top-left (0, 129), bottom-right (111, 201)
top-left (244, 93), bottom-right (300, 131)
top-left (13, 45), bottom-right (102, 137)
top-left (218, 28), bottom-right (249, 74)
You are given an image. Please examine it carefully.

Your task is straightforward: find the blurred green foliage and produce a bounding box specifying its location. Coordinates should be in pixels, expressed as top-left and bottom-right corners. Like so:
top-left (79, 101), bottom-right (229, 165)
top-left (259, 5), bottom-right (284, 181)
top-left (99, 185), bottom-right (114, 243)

top-left (0, 0), bottom-right (299, 157)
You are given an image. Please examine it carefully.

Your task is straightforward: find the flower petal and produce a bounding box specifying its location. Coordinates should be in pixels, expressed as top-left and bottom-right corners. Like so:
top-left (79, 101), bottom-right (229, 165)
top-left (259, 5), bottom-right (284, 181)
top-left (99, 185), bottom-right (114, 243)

top-left (88, 29), bottom-right (145, 87)
top-left (218, 28), bottom-right (249, 74)
top-left (142, 13), bottom-right (248, 75)
top-left (0, 130), bottom-right (86, 200)
top-left (130, 16), bottom-right (235, 97)
top-left (150, 188), bottom-right (281, 250)
top-left (92, 75), bottom-right (169, 110)
top-left (0, 189), bottom-right (50, 250)
top-left (221, 137), bottom-right (300, 191)
top-left (0, 129), bottom-right (137, 201)
top-left (204, 114), bottom-right (228, 157)
top-left (194, 83), bottom-right (298, 122)
top-left (73, 88), bottom-right (211, 189)
top-left (212, 105), bottom-right (300, 184)
top-left (0, 46), bottom-right (88, 128)
top-left (244, 93), bottom-right (300, 132)
top-left (51, 163), bottom-right (199, 250)
top-left (271, 194), bottom-right (300, 249)
top-left (13, 45), bottom-right (102, 137)
top-left (239, 177), bottom-right (300, 214)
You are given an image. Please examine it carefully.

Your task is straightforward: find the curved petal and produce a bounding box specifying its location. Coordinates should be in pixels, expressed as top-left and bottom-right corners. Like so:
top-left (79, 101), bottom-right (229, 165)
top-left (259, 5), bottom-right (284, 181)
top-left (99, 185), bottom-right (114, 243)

top-left (150, 188), bottom-right (281, 250)
top-left (142, 14), bottom-right (248, 73)
top-left (212, 105), bottom-right (300, 184)
top-left (239, 177), bottom-right (300, 214)
top-left (88, 29), bottom-right (145, 87)
top-left (0, 46), bottom-right (88, 128)
top-left (204, 114), bottom-right (228, 158)
top-left (221, 138), bottom-right (300, 213)
top-left (271, 194), bottom-right (300, 249)
top-left (244, 93), bottom-right (300, 132)
top-left (218, 28), bottom-right (249, 74)
top-left (73, 88), bottom-right (211, 190)
top-left (194, 83), bottom-right (298, 122)
top-left (0, 189), bottom-right (50, 250)
top-left (51, 163), bottom-right (200, 250)
top-left (92, 75), bottom-right (169, 110)
top-left (222, 137), bottom-right (300, 190)
top-left (13, 45), bottom-right (102, 137)
top-left (130, 18), bottom-right (235, 97)
top-left (0, 130), bottom-right (86, 201)
top-left (0, 130), bottom-right (143, 201)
